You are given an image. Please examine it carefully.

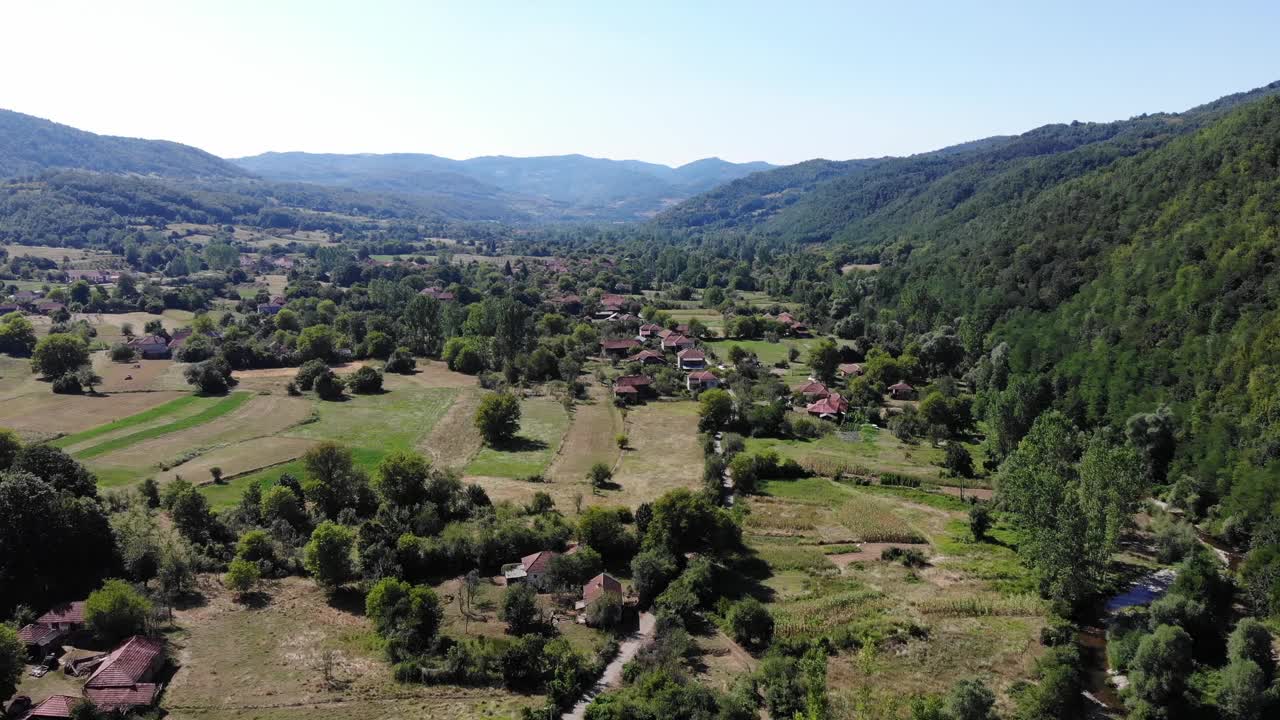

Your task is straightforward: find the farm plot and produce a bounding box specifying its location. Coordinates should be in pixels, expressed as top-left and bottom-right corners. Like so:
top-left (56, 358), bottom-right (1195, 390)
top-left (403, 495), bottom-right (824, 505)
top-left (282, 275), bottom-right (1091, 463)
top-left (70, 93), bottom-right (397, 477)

top-left (466, 396), bottom-right (570, 479)
top-left (606, 401), bottom-right (703, 509)
top-left (545, 381), bottom-right (623, 485)
top-left (73, 392), bottom-right (253, 459)
top-left (0, 388), bottom-right (189, 442)
top-left (163, 576), bottom-right (538, 720)
top-left (419, 387), bottom-right (485, 470)
top-left (745, 432), bottom-right (945, 483)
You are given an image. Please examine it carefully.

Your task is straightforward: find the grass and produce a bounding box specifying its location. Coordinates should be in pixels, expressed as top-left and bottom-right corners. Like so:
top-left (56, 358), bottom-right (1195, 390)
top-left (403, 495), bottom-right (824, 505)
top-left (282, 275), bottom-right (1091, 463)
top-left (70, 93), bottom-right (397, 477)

top-left (466, 396), bottom-right (569, 478)
top-left (51, 394), bottom-right (203, 448)
top-left (745, 432), bottom-right (945, 483)
top-left (73, 392), bottom-right (251, 459)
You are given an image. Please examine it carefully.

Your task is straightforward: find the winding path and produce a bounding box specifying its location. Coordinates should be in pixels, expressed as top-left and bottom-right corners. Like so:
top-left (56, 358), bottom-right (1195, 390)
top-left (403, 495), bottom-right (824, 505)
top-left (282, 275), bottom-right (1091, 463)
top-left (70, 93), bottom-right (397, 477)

top-left (563, 612), bottom-right (656, 720)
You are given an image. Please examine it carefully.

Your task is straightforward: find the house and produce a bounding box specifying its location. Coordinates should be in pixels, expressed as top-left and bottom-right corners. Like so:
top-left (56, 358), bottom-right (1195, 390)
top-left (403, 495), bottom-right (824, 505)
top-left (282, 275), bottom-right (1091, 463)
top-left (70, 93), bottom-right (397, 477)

top-left (600, 338), bottom-right (640, 358)
top-left (419, 287), bottom-right (455, 301)
top-left (796, 380), bottom-right (831, 400)
top-left (676, 348), bottom-right (707, 370)
top-left (638, 323), bottom-right (663, 339)
top-left (257, 303), bottom-right (283, 315)
top-left (0, 303), bottom-right (20, 315)
top-left (17, 694), bottom-right (80, 720)
top-left (600, 294), bottom-right (626, 311)
top-left (67, 270), bottom-right (113, 284)
top-left (806, 393), bottom-right (850, 420)
top-left (128, 335), bottom-right (172, 360)
top-left (17, 623), bottom-right (66, 660)
top-left (774, 312), bottom-right (808, 335)
top-left (37, 601), bottom-right (86, 631)
top-left (674, 324), bottom-right (690, 335)
top-left (888, 382), bottom-right (916, 400)
top-left (34, 301), bottom-right (66, 315)
top-left (83, 636), bottom-right (165, 713)
top-left (503, 550), bottom-right (559, 590)
top-left (13, 290), bottom-right (41, 304)
top-left (576, 573), bottom-right (623, 611)
top-left (627, 349), bottom-right (666, 366)
top-left (614, 375), bottom-right (653, 399)
top-left (270, 295), bottom-right (286, 305)
top-left (686, 370), bottom-right (720, 392)
top-left (661, 334), bottom-right (695, 352)
top-left (837, 363), bottom-right (864, 378)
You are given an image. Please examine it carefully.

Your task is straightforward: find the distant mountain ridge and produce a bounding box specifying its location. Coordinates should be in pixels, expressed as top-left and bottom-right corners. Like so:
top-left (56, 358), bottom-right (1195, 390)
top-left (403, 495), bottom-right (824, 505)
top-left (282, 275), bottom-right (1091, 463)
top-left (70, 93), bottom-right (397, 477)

top-left (231, 151), bottom-right (775, 221)
top-left (0, 109), bottom-right (249, 180)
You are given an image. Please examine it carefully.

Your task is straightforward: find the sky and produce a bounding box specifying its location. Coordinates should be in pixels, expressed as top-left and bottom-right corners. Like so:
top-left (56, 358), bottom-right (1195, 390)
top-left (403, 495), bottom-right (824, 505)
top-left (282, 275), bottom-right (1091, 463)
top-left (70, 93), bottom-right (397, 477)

top-left (2, 0), bottom-right (1278, 166)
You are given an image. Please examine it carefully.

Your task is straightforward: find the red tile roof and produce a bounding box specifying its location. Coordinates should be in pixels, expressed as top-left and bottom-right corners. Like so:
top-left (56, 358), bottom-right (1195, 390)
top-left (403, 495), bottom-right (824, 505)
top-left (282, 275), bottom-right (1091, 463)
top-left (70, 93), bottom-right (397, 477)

top-left (838, 363), bottom-right (864, 376)
top-left (614, 385), bottom-right (638, 395)
top-left (806, 393), bottom-right (849, 417)
top-left (521, 550), bottom-right (559, 574)
top-left (87, 636), bottom-right (164, 689)
top-left (21, 694), bottom-right (79, 719)
top-left (583, 573), bottom-right (622, 604)
top-left (37, 601), bottom-right (85, 625)
top-left (662, 334), bottom-right (694, 349)
top-left (677, 348), bottom-right (705, 361)
top-left (601, 339), bottom-right (640, 351)
top-left (83, 684), bottom-right (161, 712)
top-left (628, 350), bottom-right (665, 363)
top-left (17, 623), bottom-right (63, 645)
top-left (889, 382), bottom-right (914, 392)
top-left (614, 375), bottom-right (652, 388)
top-left (797, 380), bottom-right (830, 397)
top-left (688, 371), bottom-right (717, 382)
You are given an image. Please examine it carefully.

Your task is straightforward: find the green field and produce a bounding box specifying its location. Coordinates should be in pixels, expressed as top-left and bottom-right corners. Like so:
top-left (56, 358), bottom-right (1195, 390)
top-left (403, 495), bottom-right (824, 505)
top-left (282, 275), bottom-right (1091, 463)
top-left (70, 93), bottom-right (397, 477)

top-left (466, 396), bottom-right (569, 478)
top-left (51, 395), bottom-right (203, 448)
top-left (201, 386), bottom-right (456, 508)
top-left (70, 393), bottom-right (251, 459)
top-left (745, 430), bottom-right (946, 482)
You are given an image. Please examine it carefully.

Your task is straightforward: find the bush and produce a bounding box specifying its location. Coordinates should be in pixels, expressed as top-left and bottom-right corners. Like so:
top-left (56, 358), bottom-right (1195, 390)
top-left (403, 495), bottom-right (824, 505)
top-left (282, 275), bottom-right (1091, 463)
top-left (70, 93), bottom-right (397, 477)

top-left (969, 505), bottom-right (992, 541)
top-left (385, 347), bottom-right (416, 374)
top-left (295, 359), bottom-right (329, 391)
top-left (314, 370), bottom-right (345, 400)
top-left (184, 358), bottom-right (236, 395)
top-left (52, 374), bottom-right (83, 394)
top-left (109, 343), bottom-right (137, 362)
top-left (348, 366), bottom-right (383, 394)
top-left (474, 393), bottom-right (521, 445)
top-left (1151, 513), bottom-right (1199, 564)
top-left (85, 579), bottom-right (152, 644)
top-left (881, 546), bottom-right (928, 567)
top-left (225, 558), bottom-right (261, 599)
top-left (879, 472), bottom-right (921, 488)
top-left (725, 597), bottom-right (774, 651)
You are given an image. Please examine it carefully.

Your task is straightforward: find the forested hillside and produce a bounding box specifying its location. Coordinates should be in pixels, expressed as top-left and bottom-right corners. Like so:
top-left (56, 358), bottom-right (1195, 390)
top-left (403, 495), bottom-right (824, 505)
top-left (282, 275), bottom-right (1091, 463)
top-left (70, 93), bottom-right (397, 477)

top-left (0, 109), bottom-right (249, 179)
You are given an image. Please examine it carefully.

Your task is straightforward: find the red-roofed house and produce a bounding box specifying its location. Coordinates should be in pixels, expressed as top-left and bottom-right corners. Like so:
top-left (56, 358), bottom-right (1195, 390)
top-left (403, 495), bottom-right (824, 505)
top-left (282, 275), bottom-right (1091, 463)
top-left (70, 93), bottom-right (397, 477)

top-left (577, 573), bottom-right (623, 611)
top-left (614, 375), bottom-right (653, 400)
top-left (17, 623), bottom-right (66, 659)
top-left (17, 694), bottom-right (79, 719)
top-left (638, 323), bottom-right (663, 339)
top-left (34, 301), bottom-right (66, 316)
top-left (504, 550), bottom-right (559, 590)
top-left (837, 363), bottom-right (864, 378)
top-left (806, 393), bottom-right (850, 420)
top-left (888, 382), bottom-right (916, 400)
top-left (37, 601), bottom-right (86, 629)
top-left (600, 294), bottom-right (626, 310)
top-left (676, 347), bottom-right (706, 370)
top-left (796, 380), bottom-right (831, 399)
top-left (127, 335), bottom-right (171, 360)
top-left (686, 370), bottom-right (719, 392)
top-left (627, 349), bottom-right (666, 366)
top-left (84, 636), bottom-right (165, 713)
top-left (661, 334), bottom-right (695, 352)
top-left (600, 338), bottom-right (640, 358)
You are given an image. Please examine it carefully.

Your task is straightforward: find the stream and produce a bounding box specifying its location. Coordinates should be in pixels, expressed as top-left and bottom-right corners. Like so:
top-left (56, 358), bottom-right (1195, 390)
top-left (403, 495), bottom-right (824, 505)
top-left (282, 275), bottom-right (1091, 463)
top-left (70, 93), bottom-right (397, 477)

top-left (1077, 568), bottom-right (1177, 714)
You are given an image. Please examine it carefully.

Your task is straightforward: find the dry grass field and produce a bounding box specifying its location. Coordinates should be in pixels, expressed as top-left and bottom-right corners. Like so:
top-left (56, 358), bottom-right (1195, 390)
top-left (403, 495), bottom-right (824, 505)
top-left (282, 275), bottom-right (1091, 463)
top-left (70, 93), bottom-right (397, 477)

top-left (545, 381), bottom-right (623, 485)
top-left (419, 387), bottom-right (485, 471)
top-left (163, 576), bottom-right (537, 720)
top-left (606, 400), bottom-right (703, 507)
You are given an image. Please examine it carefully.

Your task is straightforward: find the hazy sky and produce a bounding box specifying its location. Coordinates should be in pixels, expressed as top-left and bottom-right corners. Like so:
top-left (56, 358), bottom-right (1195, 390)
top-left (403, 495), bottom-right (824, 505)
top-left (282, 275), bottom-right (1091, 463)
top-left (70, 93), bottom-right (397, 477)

top-left (3, 1), bottom-right (1277, 166)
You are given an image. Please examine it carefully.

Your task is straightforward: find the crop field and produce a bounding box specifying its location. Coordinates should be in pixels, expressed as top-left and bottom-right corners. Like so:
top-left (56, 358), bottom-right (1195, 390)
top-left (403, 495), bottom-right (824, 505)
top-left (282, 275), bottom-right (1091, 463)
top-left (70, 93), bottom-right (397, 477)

top-left (745, 431), bottom-right (947, 483)
top-left (72, 392), bottom-right (251, 459)
top-left (466, 396), bottom-right (570, 479)
top-left (607, 400), bottom-right (703, 507)
top-left (163, 576), bottom-right (537, 720)
top-left (545, 381), bottom-right (623, 485)
top-left (2, 243), bottom-right (94, 261)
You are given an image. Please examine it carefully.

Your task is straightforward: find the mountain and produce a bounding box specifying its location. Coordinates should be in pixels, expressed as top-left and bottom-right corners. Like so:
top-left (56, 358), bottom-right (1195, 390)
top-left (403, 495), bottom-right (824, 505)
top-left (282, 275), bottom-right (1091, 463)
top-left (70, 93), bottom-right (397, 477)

top-left (656, 81), bottom-right (1280, 242)
top-left (232, 151), bottom-right (775, 221)
top-left (0, 109), bottom-right (249, 180)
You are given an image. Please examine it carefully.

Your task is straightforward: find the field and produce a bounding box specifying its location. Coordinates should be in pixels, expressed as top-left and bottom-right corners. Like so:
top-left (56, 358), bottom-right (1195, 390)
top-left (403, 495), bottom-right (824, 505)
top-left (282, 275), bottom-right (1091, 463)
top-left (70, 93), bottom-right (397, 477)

top-left (466, 396), bottom-right (570, 478)
top-left (745, 430), bottom-right (948, 483)
top-left (162, 576), bottom-right (537, 720)
top-left (664, 308), bottom-right (724, 334)
top-left (733, 476), bottom-right (1047, 715)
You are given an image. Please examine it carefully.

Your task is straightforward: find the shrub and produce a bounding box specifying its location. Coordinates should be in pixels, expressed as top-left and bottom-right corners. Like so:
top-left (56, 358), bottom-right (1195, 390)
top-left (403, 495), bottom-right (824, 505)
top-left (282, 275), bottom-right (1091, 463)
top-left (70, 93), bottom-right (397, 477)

top-left (294, 359), bottom-right (329, 391)
top-left (85, 579), bottom-right (152, 644)
top-left (314, 370), bottom-right (345, 400)
top-left (109, 343), bottom-right (137, 362)
top-left (881, 546), bottom-right (928, 567)
top-left (225, 558), bottom-right (261, 599)
top-left (725, 597), bottom-right (774, 651)
top-left (879, 472), bottom-right (921, 488)
top-left (51, 374), bottom-right (83, 394)
top-left (348, 366), bottom-right (383, 394)
top-left (969, 505), bottom-right (992, 541)
top-left (384, 347), bottom-right (416, 374)
top-left (474, 393), bottom-right (521, 445)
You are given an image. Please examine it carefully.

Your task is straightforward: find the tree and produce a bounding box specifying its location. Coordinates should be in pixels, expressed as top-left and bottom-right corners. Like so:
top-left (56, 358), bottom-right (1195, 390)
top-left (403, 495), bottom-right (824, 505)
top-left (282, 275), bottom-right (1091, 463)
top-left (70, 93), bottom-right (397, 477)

top-left (1218, 659), bottom-right (1266, 720)
top-left (374, 451), bottom-right (431, 508)
top-left (500, 584), bottom-right (542, 635)
top-left (12, 444), bottom-right (97, 497)
top-left (31, 333), bottom-right (88, 380)
top-left (968, 505), bottom-right (992, 542)
top-left (807, 338), bottom-right (840, 383)
top-left (943, 443), bottom-right (975, 478)
top-left (294, 359), bottom-right (329, 391)
top-left (260, 485), bottom-right (305, 527)
top-left (578, 507), bottom-right (635, 565)
top-left (304, 522), bottom-right (356, 590)
top-left (85, 579), bottom-right (152, 644)
top-left (302, 442), bottom-right (365, 519)
top-left (296, 325), bottom-right (339, 363)
top-left (365, 577), bottom-right (444, 659)
top-left (224, 558), bottom-right (261, 600)
top-left (547, 547), bottom-right (604, 591)
top-left (1227, 618), bottom-right (1276, 678)
top-left (0, 624), bottom-right (22, 702)
top-left (348, 366), bottom-right (383, 394)
top-left (1128, 624), bottom-right (1193, 710)
top-left (631, 548), bottom-right (678, 606)
top-left (109, 343), bottom-right (137, 362)
top-left (0, 428), bottom-right (20, 471)
top-left (385, 347), bottom-right (416, 374)
top-left (726, 597), bottom-right (774, 651)
top-left (943, 679), bottom-right (995, 720)
top-left (585, 591), bottom-right (624, 629)
top-left (697, 388), bottom-right (734, 432)
top-left (314, 370), bottom-right (345, 401)
top-left (588, 462), bottom-right (613, 491)
top-left (475, 392), bottom-right (521, 446)
top-left (184, 358), bottom-right (236, 395)
top-left (0, 312), bottom-right (38, 356)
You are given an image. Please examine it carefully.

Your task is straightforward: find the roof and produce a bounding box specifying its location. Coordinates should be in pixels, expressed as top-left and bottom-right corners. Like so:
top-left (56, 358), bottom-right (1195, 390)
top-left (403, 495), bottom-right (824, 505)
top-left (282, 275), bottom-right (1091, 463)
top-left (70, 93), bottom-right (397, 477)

top-left (614, 375), bottom-right (652, 388)
top-left (583, 573), bottom-right (623, 604)
top-left (639, 324), bottom-right (663, 333)
top-left (556, 295), bottom-right (582, 304)
top-left (601, 339), bottom-right (640, 351)
top-left (613, 385), bottom-right (638, 394)
top-left (677, 348), bottom-right (705, 360)
top-left (806, 393), bottom-right (849, 417)
top-left (663, 334), bottom-right (694, 348)
top-left (688, 371), bottom-right (717, 382)
top-left (601, 294), bottom-right (626, 307)
top-left (18, 623), bottom-right (63, 645)
top-left (838, 363), bottom-right (863, 375)
top-left (889, 382), bottom-right (914, 391)
top-left (797, 380), bottom-right (829, 396)
top-left (37, 601), bottom-right (85, 625)
top-left (83, 684), bottom-right (161, 712)
top-left (20, 694), bottom-right (79, 719)
top-left (521, 550), bottom-right (559, 574)
top-left (86, 636), bottom-right (164, 689)
top-left (628, 350), bottom-right (665, 362)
